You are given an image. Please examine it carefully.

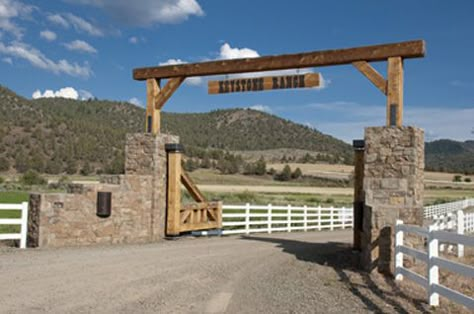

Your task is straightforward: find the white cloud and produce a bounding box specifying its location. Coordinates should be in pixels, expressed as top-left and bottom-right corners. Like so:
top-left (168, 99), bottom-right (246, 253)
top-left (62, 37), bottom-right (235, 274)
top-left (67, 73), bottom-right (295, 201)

top-left (32, 87), bottom-right (94, 100)
top-left (65, 13), bottom-right (103, 36)
top-left (218, 43), bottom-right (259, 59)
top-left (0, 41), bottom-right (92, 78)
top-left (0, 0), bottom-right (34, 39)
top-left (64, 39), bottom-right (97, 54)
top-left (129, 36), bottom-right (138, 44)
top-left (79, 89), bottom-right (94, 100)
top-left (47, 14), bottom-right (69, 28)
top-left (66, 0), bottom-right (204, 26)
top-left (128, 97), bottom-right (142, 106)
top-left (159, 58), bottom-right (203, 86)
top-left (47, 13), bottom-right (103, 36)
top-left (40, 30), bottom-right (57, 41)
top-left (248, 105), bottom-right (272, 113)
top-left (32, 87), bottom-right (78, 99)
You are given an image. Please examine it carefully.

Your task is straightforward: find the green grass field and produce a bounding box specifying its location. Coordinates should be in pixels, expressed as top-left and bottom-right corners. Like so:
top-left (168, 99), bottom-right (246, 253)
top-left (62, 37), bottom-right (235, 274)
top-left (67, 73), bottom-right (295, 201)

top-left (0, 191), bottom-right (29, 234)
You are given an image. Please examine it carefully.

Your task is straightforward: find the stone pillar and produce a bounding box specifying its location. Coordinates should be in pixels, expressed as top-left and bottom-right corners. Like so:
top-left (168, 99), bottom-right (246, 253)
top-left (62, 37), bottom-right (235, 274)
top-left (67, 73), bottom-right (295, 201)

top-left (125, 133), bottom-right (179, 240)
top-left (361, 126), bottom-right (424, 275)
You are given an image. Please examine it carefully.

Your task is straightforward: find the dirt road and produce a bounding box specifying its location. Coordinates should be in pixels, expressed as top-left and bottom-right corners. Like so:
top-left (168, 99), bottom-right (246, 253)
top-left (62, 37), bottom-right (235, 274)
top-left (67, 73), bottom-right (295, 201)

top-left (0, 231), bottom-right (429, 313)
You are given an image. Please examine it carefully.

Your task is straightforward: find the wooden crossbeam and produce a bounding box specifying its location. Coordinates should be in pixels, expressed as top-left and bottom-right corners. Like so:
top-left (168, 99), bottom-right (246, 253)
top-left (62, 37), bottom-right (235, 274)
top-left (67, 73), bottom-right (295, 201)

top-left (352, 61), bottom-right (387, 95)
top-left (181, 170), bottom-right (206, 202)
top-left (134, 40), bottom-right (425, 80)
top-left (154, 77), bottom-right (185, 110)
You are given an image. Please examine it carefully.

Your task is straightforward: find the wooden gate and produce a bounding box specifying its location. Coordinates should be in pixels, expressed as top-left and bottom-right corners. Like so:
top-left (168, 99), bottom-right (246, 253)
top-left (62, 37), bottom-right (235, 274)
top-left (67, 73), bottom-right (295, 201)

top-left (166, 144), bottom-right (222, 236)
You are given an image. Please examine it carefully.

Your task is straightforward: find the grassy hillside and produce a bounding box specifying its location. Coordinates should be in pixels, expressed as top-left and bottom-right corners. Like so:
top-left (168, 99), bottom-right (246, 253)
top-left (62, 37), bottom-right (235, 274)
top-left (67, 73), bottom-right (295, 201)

top-left (425, 140), bottom-right (474, 174)
top-left (0, 85), bottom-right (352, 175)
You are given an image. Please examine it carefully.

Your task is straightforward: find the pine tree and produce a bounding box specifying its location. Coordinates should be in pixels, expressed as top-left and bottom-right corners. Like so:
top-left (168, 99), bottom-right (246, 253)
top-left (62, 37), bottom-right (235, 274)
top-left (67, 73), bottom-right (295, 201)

top-left (254, 157), bottom-right (266, 175)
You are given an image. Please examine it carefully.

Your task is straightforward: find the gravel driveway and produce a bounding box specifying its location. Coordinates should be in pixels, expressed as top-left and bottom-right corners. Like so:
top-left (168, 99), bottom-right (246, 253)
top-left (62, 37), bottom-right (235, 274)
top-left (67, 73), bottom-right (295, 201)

top-left (0, 230), bottom-right (431, 313)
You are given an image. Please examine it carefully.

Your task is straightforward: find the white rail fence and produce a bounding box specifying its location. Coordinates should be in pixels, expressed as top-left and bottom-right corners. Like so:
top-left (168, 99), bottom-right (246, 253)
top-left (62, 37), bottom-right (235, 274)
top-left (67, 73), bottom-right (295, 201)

top-left (220, 204), bottom-right (353, 235)
top-left (432, 210), bottom-right (474, 257)
top-left (0, 202), bottom-right (29, 249)
top-left (395, 220), bottom-right (474, 309)
top-left (424, 198), bottom-right (474, 218)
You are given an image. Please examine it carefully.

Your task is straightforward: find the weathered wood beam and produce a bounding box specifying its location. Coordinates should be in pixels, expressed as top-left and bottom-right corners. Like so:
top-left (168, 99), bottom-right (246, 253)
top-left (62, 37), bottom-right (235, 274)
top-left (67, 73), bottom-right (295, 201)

top-left (146, 78), bottom-right (160, 134)
top-left (134, 40), bottom-right (425, 80)
top-left (352, 61), bottom-right (387, 95)
top-left (181, 170), bottom-right (206, 202)
top-left (387, 57), bottom-right (404, 126)
top-left (154, 77), bottom-right (185, 110)
top-left (166, 151), bottom-right (182, 236)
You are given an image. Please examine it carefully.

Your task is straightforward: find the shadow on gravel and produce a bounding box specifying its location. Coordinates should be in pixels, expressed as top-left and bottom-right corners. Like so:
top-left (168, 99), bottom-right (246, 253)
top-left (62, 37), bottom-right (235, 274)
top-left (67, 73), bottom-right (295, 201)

top-left (240, 236), bottom-right (429, 314)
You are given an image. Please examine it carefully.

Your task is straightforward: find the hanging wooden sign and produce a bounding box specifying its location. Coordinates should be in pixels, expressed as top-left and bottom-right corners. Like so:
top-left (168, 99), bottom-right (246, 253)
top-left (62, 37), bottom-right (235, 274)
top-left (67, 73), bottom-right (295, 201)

top-left (208, 73), bottom-right (320, 94)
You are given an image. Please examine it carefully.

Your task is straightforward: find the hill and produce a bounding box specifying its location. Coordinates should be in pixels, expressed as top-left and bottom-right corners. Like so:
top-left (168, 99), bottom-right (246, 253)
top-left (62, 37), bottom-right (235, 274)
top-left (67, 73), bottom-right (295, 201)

top-left (425, 139), bottom-right (474, 174)
top-left (0, 86), bottom-right (352, 175)
top-left (0, 85), bottom-right (472, 175)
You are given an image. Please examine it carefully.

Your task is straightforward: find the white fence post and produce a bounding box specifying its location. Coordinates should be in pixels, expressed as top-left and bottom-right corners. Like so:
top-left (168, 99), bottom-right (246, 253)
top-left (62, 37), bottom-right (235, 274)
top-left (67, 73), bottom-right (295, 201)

top-left (457, 210), bottom-right (464, 258)
top-left (20, 202), bottom-right (28, 249)
top-left (303, 205), bottom-right (308, 232)
top-left (287, 205), bottom-right (291, 232)
top-left (341, 207), bottom-right (346, 229)
top-left (318, 206), bottom-right (322, 231)
top-left (395, 220), bottom-right (404, 281)
top-left (268, 204), bottom-right (272, 234)
top-left (428, 225), bottom-right (439, 307)
top-left (245, 203), bottom-right (250, 235)
top-left (330, 206), bottom-right (334, 231)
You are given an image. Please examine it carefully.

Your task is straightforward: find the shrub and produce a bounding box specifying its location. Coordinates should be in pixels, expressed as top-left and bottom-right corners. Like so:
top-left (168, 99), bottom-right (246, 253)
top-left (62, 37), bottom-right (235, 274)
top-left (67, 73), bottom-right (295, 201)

top-left (274, 165), bottom-right (292, 181)
top-left (0, 176), bottom-right (4, 184)
top-left (20, 170), bottom-right (47, 186)
top-left (453, 175), bottom-right (462, 182)
top-left (465, 177), bottom-right (472, 183)
top-left (292, 167), bottom-right (303, 179)
top-left (0, 157), bottom-right (10, 171)
top-left (236, 190), bottom-right (257, 203)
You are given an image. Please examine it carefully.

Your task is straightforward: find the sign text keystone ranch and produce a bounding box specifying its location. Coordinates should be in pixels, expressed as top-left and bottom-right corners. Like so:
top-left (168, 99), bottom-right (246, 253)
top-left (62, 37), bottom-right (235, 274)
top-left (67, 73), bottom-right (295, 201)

top-left (208, 73), bottom-right (320, 94)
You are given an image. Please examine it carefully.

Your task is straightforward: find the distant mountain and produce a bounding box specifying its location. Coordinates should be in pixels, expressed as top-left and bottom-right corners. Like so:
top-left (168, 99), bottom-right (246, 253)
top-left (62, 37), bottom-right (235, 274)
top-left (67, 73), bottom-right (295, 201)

top-left (0, 85), bottom-right (352, 175)
top-left (425, 139), bottom-right (474, 174)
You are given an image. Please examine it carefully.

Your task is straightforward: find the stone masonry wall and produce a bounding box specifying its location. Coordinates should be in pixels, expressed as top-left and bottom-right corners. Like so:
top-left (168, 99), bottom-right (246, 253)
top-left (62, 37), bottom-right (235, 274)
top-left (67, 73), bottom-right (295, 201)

top-left (27, 133), bottom-right (179, 248)
top-left (361, 126), bottom-right (424, 274)
top-left (126, 133), bottom-right (178, 240)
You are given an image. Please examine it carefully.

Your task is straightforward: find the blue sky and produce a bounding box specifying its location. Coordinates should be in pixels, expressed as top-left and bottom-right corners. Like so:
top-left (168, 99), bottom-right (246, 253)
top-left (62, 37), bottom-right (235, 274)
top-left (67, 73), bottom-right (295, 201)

top-left (1, 0), bottom-right (473, 143)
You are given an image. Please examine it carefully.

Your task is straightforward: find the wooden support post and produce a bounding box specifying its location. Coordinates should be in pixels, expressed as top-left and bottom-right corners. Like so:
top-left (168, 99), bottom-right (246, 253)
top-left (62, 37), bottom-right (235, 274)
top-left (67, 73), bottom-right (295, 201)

top-left (353, 139), bottom-right (365, 251)
top-left (146, 78), bottom-right (161, 134)
top-left (387, 57), bottom-right (404, 127)
top-left (166, 144), bottom-right (183, 236)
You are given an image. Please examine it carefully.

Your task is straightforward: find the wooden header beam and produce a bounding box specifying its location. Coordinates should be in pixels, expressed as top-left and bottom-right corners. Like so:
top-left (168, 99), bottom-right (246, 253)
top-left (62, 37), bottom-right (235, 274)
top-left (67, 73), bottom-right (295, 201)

top-left (133, 40), bottom-right (425, 80)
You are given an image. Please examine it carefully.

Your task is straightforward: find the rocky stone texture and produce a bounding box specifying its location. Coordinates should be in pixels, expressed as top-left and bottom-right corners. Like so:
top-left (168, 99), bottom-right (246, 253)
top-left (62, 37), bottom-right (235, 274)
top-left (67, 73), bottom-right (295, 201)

top-left (27, 133), bottom-right (179, 248)
top-left (361, 127), bottom-right (424, 274)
